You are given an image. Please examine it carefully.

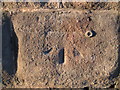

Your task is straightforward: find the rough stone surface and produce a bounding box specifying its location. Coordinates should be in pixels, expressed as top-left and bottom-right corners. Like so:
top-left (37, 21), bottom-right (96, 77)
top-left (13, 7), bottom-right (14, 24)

top-left (3, 2), bottom-right (119, 11)
top-left (10, 10), bottom-right (119, 88)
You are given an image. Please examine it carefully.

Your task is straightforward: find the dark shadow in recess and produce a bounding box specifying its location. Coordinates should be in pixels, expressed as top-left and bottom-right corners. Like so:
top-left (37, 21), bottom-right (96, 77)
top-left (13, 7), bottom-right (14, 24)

top-left (83, 87), bottom-right (89, 90)
top-left (2, 11), bottom-right (18, 76)
top-left (91, 30), bottom-right (96, 37)
top-left (109, 15), bottom-right (120, 80)
top-left (109, 84), bottom-right (116, 88)
top-left (58, 48), bottom-right (64, 64)
top-left (40, 1), bottom-right (48, 7)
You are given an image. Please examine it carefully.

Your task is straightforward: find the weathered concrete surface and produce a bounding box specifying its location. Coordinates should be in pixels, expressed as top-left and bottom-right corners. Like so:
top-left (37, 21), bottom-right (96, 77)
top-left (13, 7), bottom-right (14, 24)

top-left (10, 10), bottom-right (119, 88)
top-left (3, 2), bottom-right (119, 10)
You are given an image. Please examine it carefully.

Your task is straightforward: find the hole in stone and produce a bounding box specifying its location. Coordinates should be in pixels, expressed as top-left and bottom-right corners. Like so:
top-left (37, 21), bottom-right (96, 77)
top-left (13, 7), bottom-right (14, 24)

top-left (85, 31), bottom-right (93, 37)
top-left (85, 30), bottom-right (96, 38)
top-left (87, 32), bottom-right (91, 36)
top-left (58, 48), bottom-right (64, 64)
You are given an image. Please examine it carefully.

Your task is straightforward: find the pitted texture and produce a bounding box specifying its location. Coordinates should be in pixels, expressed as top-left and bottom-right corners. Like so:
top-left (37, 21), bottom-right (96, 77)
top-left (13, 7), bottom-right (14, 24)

top-left (11, 10), bottom-right (119, 88)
